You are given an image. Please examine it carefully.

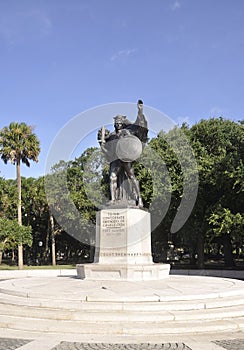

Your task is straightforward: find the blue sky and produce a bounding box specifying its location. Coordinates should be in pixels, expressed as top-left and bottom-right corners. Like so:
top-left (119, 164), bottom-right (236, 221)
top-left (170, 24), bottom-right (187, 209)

top-left (0, 0), bottom-right (244, 179)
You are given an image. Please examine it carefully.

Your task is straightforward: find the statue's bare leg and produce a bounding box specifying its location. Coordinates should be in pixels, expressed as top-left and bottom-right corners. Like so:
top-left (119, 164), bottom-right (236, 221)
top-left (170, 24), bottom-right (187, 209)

top-left (123, 163), bottom-right (143, 207)
top-left (109, 161), bottom-right (121, 202)
top-left (130, 176), bottom-right (143, 207)
top-left (110, 172), bottom-right (117, 201)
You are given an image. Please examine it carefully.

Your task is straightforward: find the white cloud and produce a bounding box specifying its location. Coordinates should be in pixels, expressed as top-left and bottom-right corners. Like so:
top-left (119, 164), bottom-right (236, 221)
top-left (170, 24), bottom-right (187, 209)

top-left (209, 106), bottom-right (226, 117)
top-left (176, 115), bottom-right (190, 126)
top-left (110, 48), bottom-right (137, 62)
top-left (36, 11), bottom-right (52, 35)
top-left (0, 9), bottom-right (52, 45)
top-left (171, 1), bottom-right (181, 11)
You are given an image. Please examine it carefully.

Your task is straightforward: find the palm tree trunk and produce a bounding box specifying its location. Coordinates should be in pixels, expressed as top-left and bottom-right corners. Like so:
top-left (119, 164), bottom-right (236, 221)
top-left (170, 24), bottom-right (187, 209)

top-left (16, 159), bottom-right (23, 270)
top-left (50, 215), bottom-right (56, 266)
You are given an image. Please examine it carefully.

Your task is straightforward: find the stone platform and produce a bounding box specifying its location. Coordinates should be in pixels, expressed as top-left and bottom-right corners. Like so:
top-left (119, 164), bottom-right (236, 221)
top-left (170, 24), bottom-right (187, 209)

top-left (77, 208), bottom-right (170, 281)
top-left (0, 274), bottom-right (244, 337)
top-left (1, 271), bottom-right (244, 349)
top-left (77, 262), bottom-right (170, 280)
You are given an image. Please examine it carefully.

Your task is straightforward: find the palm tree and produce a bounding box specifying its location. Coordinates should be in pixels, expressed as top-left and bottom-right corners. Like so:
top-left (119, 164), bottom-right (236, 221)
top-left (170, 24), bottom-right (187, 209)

top-left (0, 122), bottom-right (40, 269)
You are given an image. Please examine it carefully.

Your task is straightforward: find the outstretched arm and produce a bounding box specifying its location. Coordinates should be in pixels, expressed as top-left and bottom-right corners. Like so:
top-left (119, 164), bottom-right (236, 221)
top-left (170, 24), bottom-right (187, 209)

top-left (131, 99), bottom-right (148, 144)
top-left (97, 126), bottom-right (110, 155)
top-left (135, 99), bottom-right (148, 128)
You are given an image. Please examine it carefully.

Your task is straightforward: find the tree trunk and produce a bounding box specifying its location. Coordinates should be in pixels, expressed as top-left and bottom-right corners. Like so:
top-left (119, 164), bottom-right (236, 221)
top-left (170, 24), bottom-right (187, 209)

top-left (222, 235), bottom-right (235, 267)
top-left (0, 251), bottom-right (2, 265)
top-left (50, 215), bottom-right (56, 266)
top-left (197, 231), bottom-right (205, 269)
top-left (16, 160), bottom-right (23, 270)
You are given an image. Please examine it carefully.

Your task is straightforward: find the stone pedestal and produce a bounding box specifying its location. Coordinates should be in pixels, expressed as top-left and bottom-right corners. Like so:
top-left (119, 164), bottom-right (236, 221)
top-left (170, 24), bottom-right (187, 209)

top-left (77, 208), bottom-right (170, 281)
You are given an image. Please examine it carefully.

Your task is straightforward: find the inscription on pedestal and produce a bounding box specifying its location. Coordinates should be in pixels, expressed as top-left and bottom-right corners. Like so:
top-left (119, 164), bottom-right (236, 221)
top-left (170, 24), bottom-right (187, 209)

top-left (100, 252), bottom-right (151, 257)
top-left (77, 208), bottom-right (170, 279)
top-left (100, 210), bottom-right (127, 249)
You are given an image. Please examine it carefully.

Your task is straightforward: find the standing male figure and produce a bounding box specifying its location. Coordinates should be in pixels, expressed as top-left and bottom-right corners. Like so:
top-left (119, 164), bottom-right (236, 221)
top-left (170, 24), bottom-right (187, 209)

top-left (98, 100), bottom-right (148, 207)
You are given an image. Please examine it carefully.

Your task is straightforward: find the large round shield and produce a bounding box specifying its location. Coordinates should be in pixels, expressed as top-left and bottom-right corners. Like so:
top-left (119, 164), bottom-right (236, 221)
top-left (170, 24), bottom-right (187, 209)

top-left (116, 134), bottom-right (142, 162)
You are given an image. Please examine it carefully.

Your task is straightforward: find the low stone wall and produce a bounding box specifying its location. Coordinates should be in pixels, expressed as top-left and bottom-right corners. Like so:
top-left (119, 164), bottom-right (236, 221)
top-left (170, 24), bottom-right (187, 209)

top-left (0, 268), bottom-right (244, 280)
top-left (170, 269), bottom-right (244, 280)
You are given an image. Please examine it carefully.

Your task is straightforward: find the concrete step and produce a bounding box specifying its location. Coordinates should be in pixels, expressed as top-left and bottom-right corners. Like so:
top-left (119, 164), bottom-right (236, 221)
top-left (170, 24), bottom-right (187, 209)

top-left (0, 299), bottom-right (244, 322)
top-left (1, 275), bottom-right (244, 336)
top-left (1, 290), bottom-right (244, 311)
top-left (0, 314), bottom-right (242, 335)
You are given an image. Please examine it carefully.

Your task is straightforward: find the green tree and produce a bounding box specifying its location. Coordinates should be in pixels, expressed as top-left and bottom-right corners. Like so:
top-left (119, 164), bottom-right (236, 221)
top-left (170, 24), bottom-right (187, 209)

top-left (0, 122), bottom-right (40, 269)
top-left (148, 124), bottom-right (198, 261)
top-left (147, 118), bottom-right (243, 267)
top-left (0, 217), bottom-right (32, 264)
top-left (21, 176), bottom-right (50, 265)
top-left (44, 148), bottom-right (103, 263)
top-left (208, 206), bottom-right (244, 266)
top-left (189, 118), bottom-right (244, 267)
top-left (0, 177), bottom-right (17, 219)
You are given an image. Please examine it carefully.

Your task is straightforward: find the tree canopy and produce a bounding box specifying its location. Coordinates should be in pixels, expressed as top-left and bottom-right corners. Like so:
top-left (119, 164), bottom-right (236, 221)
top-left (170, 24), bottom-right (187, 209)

top-left (0, 117), bottom-right (243, 268)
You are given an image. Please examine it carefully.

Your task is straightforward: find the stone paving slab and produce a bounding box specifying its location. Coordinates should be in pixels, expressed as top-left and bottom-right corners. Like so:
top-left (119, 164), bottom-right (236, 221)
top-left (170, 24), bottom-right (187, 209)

top-left (213, 338), bottom-right (244, 349)
top-left (2, 335), bottom-right (244, 350)
top-left (51, 343), bottom-right (192, 350)
top-left (0, 338), bottom-right (32, 350)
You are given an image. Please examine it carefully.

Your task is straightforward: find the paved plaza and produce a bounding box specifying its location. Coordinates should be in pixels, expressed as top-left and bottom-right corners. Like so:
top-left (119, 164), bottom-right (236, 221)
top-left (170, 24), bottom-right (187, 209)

top-left (1, 336), bottom-right (244, 350)
top-left (44, 341), bottom-right (192, 349)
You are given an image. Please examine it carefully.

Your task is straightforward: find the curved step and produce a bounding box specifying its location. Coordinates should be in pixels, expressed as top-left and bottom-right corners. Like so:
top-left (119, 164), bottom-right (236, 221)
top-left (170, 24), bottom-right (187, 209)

top-left (0, 314), bottom-right (243, 334)
top-left (1, 288), bottom-right (244, 311)
top-left (1, 275), bottom-right (244, 335)
top-left (1, 303), bottom-right (244, 322)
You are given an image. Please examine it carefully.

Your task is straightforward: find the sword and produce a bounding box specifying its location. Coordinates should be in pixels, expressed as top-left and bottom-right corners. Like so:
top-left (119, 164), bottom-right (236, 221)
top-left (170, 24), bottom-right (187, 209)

top-left (100, 125), bottom-right (106, 145)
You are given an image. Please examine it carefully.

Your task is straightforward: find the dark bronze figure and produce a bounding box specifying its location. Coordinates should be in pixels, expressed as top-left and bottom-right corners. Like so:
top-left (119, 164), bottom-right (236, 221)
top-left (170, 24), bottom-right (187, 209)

top-left (98, 100), bottom-right (148, 207)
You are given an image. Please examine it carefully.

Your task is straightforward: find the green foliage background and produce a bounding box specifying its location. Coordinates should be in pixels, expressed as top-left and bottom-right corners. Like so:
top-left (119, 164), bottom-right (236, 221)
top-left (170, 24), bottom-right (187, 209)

top-left (0, 117), bottom-right (243, 267)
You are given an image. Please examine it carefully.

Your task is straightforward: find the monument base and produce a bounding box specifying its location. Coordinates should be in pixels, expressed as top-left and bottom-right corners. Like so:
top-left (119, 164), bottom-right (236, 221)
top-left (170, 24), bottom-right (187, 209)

top-left (76, 208), bottom-right (170, 281)
top-left (76, 263), bottom-right (170, 281)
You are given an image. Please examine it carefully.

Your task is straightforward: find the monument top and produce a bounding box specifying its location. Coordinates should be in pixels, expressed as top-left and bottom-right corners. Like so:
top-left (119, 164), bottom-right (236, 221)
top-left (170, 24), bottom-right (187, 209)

top-left (97, 100), bottom-right (148, 208)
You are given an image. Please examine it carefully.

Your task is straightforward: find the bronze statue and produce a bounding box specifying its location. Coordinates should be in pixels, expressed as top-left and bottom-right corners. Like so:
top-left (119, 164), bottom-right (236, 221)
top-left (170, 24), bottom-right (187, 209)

top-left (98, 100), bottom-right (148, 208)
